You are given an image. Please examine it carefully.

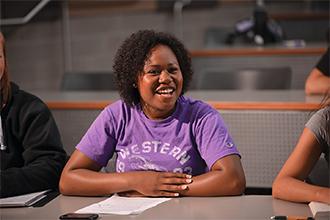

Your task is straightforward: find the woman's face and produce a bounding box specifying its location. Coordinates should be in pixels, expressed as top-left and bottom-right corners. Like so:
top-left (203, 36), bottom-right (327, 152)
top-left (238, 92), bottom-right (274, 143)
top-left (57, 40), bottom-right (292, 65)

top-left (137, 44), bottom-right (183, 120)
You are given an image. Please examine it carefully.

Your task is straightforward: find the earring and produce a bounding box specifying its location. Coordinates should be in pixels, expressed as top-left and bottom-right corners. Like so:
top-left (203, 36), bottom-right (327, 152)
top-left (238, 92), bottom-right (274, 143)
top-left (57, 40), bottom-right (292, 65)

top-left (133, 83), bottom-right (137, 88)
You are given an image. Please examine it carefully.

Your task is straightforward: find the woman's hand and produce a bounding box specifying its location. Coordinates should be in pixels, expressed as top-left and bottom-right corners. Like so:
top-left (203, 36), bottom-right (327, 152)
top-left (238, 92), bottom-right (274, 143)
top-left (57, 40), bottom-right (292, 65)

top-left (129, 171), bottom-right (192, 197)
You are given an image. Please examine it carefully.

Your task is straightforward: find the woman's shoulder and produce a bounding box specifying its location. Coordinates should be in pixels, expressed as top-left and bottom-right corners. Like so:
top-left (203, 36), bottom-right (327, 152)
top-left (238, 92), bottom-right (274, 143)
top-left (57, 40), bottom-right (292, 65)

top-left (103, 99), bottom-right (140, 120)
top-left (179, 96), bottom-right (217, 115)
top-left (104, 99), bottom-right (125, 110)
top-left (9, 82), bottom-right (49, 113)
top-left (319, 106), bottom-right (330, 117)
top-left (306, 106), bottom-right (330, 132)
top-left (104, 99), bottom-right (136, 113)
top-left (316, 106), bottom-right (330, 125)
top-left (309, 106), bottom-right (330, 123)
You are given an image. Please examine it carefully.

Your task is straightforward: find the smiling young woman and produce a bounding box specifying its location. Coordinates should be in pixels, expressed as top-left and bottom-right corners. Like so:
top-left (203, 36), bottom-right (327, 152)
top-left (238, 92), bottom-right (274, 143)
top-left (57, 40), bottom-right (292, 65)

top-left (138, 44), bottom-right (183, 120)
top-left (59, 30), bottom-right (246, 197)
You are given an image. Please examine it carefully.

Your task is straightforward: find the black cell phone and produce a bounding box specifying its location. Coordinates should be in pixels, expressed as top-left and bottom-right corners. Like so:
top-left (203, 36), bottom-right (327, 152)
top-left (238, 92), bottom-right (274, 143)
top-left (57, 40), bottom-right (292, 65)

top-left (59, 213), bottom-right (99, 220)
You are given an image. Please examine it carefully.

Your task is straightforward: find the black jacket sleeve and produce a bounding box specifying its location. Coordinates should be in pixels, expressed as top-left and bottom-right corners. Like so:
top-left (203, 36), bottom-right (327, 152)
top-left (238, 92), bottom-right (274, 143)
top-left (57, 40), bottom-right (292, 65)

top-left (316, 47), bottom-right (329, 76)
top-left (0, 97), bottom-right (68, 198)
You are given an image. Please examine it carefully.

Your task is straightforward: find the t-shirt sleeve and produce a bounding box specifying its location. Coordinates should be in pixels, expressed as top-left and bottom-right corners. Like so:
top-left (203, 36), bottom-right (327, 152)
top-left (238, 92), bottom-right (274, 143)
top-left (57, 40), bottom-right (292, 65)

top-left (305, 107), bottom-right (330, 154)
top-left (194, 109), bottom-right (240, 170)
top-left (316, 48), bottom-right (329, 76)
top-left (76, 107), bottom-right (117, 167)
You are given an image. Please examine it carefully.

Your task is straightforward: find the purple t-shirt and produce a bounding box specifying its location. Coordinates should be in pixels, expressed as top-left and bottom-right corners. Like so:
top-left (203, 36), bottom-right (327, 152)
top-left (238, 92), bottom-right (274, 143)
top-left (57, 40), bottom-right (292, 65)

top-left (77, 96), bottom-right (240, 176)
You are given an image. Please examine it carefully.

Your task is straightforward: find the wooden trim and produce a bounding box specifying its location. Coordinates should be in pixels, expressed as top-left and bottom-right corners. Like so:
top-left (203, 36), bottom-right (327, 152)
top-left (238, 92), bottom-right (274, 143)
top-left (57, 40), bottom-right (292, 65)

top-left (270, 12), bottom-right (329, 20)
top-left (47, 101), bottom-right (319, 111)
top-left (208, 102), bottom-right (319, 110)
top-left (47, 101), bottom-right (113, 110)
top-left (190, 47), bottom-right (326, 57)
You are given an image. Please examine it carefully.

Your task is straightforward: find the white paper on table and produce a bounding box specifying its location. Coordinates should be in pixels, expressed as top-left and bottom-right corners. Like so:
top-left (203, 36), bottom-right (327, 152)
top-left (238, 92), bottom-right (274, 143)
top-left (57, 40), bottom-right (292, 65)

top-left (76, 194), bottom-right (171, 215)
top-left (309, 201), bottom-right (330, 217)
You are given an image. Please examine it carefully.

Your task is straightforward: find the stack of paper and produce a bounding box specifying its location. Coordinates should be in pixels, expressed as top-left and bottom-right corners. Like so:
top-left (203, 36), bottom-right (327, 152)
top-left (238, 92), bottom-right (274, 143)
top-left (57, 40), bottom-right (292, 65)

top-left (76, 194), bottom-right (171, 215)
top-left (309, 201), bottom-right (330, 217)
top-left (0, 190), bottom-right (50, 208)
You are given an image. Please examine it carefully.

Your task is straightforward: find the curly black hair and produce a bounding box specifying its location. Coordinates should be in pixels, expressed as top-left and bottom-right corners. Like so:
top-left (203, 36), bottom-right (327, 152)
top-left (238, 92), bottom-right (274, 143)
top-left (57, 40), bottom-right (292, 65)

top-left (113, 29), bottom-right (193, 106)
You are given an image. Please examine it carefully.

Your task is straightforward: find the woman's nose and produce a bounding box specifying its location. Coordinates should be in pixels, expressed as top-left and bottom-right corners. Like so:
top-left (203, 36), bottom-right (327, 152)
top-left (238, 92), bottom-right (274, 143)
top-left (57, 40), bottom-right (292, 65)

top-left (159, 70), bottom-right (172, 84)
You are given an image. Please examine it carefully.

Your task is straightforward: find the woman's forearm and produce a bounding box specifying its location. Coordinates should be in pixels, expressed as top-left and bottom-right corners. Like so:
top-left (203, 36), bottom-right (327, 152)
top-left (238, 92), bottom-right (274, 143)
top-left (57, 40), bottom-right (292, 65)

top-left (180, 169), bottom-right (245, 197)
top-left (273, 176), bottom-right (330, 204)
top-left (59, 169), bottom-right (133, 196)
top-left (60, 169), bottom-right (192, 197)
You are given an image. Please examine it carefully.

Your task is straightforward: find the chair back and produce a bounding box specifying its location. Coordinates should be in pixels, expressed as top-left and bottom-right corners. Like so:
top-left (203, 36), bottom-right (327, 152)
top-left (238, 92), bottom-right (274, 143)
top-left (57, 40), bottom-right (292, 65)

top-left (193, 67), bottom-right (292, 90)
top-left (204, 27), bottom-right (232, 47)
top-left (61, 72), bottom-right (117, 91)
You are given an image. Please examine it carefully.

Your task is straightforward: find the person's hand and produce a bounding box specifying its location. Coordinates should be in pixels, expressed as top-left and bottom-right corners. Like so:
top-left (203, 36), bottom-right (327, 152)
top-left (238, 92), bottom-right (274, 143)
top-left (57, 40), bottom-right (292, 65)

top-left (131, 171), bottom-right (192, 197)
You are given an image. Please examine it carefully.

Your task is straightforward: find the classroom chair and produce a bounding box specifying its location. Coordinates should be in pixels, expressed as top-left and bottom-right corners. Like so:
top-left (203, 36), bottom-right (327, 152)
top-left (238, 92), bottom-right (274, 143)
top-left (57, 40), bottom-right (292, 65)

top-left (61, 72), bottom-right (117, 91)
top-left (191, 66), bottom-right (292, 90)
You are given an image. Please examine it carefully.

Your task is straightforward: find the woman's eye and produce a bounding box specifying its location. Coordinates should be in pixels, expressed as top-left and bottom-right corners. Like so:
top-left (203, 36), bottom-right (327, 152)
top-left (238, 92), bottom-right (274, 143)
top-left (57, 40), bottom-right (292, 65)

top-left (148, 70), bottom-right (160, 74)
top-left (168, 68), bottom-right (177, 74)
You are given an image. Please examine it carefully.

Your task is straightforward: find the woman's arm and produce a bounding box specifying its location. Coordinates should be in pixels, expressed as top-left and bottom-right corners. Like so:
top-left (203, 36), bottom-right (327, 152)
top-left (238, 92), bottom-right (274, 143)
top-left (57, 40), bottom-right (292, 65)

top-left (179, 154), bottom-right (245, 196)
top-left (272, 128), bottom-right (330, 204)
top-left (59, 150), bottom-right (192, 197)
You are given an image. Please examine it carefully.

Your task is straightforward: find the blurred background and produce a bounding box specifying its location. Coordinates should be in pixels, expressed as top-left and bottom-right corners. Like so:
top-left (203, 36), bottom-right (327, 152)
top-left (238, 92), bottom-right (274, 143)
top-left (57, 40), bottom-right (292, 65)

top-left (1, 0), bottom-right (329, 91)
top-left (2, 0), bottom-right (328, 191)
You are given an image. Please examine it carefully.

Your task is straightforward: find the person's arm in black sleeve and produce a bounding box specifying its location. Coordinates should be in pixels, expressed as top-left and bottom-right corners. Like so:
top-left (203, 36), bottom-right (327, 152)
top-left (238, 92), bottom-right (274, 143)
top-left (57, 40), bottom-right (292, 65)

top-left (0, 98), bottom-right (68, 198)
top-left (305, 48), bottom-right (330, 95)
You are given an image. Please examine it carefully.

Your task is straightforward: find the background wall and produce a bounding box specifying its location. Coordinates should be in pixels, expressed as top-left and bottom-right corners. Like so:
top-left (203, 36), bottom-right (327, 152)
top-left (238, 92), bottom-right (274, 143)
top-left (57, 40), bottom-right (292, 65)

top-left (1, 0), bottom-right (329, 91)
